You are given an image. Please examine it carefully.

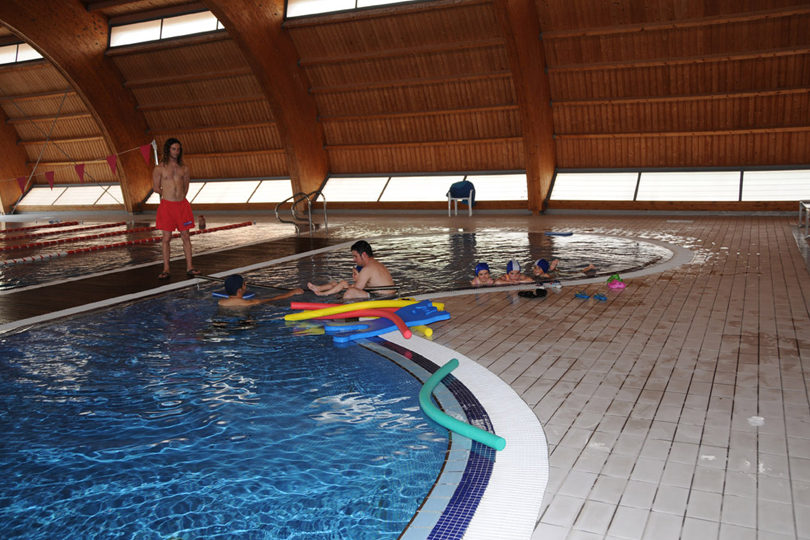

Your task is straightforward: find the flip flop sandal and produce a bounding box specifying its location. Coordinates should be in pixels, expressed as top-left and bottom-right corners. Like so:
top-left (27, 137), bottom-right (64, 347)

top-left (575, 291), bottom-right (590, 299)
top-left (158, 272), bottom-right (170, 280)
top-left (594, 293), bottom-right (607, 301)
top-left (186, 268), bottom-right (201, 277)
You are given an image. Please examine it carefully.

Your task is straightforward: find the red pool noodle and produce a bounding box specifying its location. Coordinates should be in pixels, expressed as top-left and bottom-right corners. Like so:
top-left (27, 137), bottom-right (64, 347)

top-left (311, 308), bottom-right (412, 339)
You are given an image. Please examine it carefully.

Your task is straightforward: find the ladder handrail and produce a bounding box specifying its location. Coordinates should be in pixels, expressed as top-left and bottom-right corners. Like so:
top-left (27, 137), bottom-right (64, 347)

top-left (274, 190), bottom-right (328, 235)
top-left (306, 189), bottom-right (328, 234)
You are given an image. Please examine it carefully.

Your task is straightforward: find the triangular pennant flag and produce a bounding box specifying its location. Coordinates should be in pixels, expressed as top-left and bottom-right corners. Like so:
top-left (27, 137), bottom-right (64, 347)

top-left (16, 177), bottom-right (26, 193)
top-left (106, 155), bottom-right (117, 175)
top-left (140, 144), bottom-right (151, 165)
top-left (46, 171), bottom-right (55, 190)
top-left (75, 163), bottom-right (85, 183)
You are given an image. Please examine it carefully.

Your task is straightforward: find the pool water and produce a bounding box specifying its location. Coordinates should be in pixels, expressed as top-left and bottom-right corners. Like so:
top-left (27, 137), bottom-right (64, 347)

top-left (0, 220), bottom-right (296, 292)
top-left (243, 232), bottom-right (674, 296)
top-left (0, 291), bottom-right (447, 539)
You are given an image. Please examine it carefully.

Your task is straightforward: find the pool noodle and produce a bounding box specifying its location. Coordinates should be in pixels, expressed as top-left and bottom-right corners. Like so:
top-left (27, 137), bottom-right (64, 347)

top-left (311, 308), bottom-right (412, 338)
top-left (285, 299), bottom-right (444, 321)
top-left (419, 358), bottom-right (506, 451)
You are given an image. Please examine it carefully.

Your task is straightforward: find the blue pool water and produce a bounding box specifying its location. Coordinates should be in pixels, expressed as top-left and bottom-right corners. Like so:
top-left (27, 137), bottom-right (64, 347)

top-left (0, 291), bottom-right (447, 539)
top-left (243, 231), bottom-right (674, 296)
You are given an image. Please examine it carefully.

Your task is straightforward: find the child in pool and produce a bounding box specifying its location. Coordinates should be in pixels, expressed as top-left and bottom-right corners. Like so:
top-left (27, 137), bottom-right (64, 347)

top-left (495, 260), bottom-right (534, 285)
top-left (533, 258), bottom-right (596, 279)
top-left (470, 262), bottom-right (495, 286)
top-left (218, 274), bottom-right (303, 307)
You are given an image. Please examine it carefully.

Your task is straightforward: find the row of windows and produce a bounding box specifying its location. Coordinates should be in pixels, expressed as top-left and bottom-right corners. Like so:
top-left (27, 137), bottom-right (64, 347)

top-left (16, 170), bottom-right (810, 209)
top-left (553, 170), bottom-right (810, 202)
top-left (0, 43), bottom-right (42, 66)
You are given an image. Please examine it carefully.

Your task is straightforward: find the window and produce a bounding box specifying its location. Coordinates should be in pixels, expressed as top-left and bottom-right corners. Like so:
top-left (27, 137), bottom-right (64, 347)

top-left (17, 186), bottom-right (66, 206)
top-left (287, 0), bottom-right (419, 18)
top-left (193, 180), bottom-right (260, 204)
top-left (0, 43), bottom-right (43, 65)
top-left (321, 177), bottom-right (389, 202)
top-left (248, 180), bottom-right (294, 203)
top-left (52, 186), bottom-right (107, 206)
top-left (96, 185), bottom-right (125, 205)
top-left (551, 173), bottom-right (638, 201)
top-left (380, 176), bottom-right (465, 202)
top-left (467, 173), bottom-right (528, 201)
top-left (109, 11), bottom-right (225, 48)
top-left (742, 170), bottom-right (810, 202)
top-left (637, 172), bottom-right (739, 201)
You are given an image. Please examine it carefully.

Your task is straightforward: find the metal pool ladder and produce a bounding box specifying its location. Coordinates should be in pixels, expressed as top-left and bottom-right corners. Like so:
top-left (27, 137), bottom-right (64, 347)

top-left (275, 190), bottom-right (328, 236)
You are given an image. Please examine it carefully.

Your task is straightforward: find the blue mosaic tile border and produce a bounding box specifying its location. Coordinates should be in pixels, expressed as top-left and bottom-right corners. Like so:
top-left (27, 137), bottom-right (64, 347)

top-left (380, 342), bottom-right (496, 540)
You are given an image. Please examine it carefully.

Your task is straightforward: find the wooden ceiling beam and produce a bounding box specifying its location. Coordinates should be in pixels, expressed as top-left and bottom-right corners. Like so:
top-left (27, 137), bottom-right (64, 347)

top-left (325, 137), bottom-right (522, 150)
top-left (0, 89), bottom-right (76, 102)
top-left (543, 6), bottom-right (810, 39)
top-left (309, 71), bottom-right (512, 94)
top-left (492, 0), bottom-right (555, 214)
top-left (148, 121), bottom-right (276, 135)
top-left (6, 112), bottom-right (93, 124)
top-left (549, 46), bottom-right (810, 73)
top-left (556, 126), bottom-right (810, 139)
top-left (299, 39), bottom-right (504, 66)
top-left (123, 66), bottom-right (252, 88)
top-left (202, 0), bottom-right (329, 196)
top-left (18, 135), bottom-right (103, 145)
top-left (320, 104), bottom-right (519, 122)
top-left (136, 94), bottom-right (266, 111)
top-left (553, 88), bottom-right (810, 106)
top-left (0, 0), bottom-right (154, 213)
top-left (0, 106), bottom-right (30, 213)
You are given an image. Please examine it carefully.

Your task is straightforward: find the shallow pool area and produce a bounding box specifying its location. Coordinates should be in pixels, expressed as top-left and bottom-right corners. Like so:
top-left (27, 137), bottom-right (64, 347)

top-left (0, 291), bottom-right (450, 539)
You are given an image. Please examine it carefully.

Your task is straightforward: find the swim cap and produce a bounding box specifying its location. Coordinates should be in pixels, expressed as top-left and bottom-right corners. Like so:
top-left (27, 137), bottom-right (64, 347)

top-left (474, 262), bottom-right (490, 275)
top-left (224, 274), bottom-right (244, 295)
top-left (535, 259), bottom-right (550, 273)
top-left (506, 260), bottom-right (521, 273)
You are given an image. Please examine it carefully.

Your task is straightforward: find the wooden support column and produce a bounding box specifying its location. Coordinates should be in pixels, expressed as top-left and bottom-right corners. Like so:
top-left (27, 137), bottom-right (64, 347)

top-left (203, 0), bottom-right (329, 197)
top-left (0, 108), bottom-right (30, 214)
top-left (493, 0), bottom-right (555, 213)
top-left (0, 0), bottom-right (154, 213)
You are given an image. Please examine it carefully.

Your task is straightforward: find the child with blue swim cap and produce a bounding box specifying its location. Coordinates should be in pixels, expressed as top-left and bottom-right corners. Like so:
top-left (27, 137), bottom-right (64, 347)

top-left (495, 259), bottom-right (534, 285)
top-left (471, 262), bottom-right (495, 286)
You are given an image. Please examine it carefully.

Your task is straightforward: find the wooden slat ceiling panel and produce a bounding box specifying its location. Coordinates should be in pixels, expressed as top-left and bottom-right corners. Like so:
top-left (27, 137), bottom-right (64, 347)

top-left (328, 139), bottom-right (524, 174)
top-left (0, 63), bottom-right (71, 94)
top-left (288, 2), bottom-right (500, 58)
top-left (130, 75), bottom-right (263, 107)
top-left (1, 94), bottom-right (92, 120)
top-left (535, 0), bottom-right (810, 30)
top-left (312, 77), bottom-right (517, 116)
top-left (548, 53), bottom-right (810, 100)
top-left (161, 126), bottom-right (283, 153)
top-left (144, 100), bottom-right (274, 131)
top-left (302, 46), bottom-right (510, 88)
top-left (110, 39), bottom-right (248, 82)
top-left (83, 0), bottom-right (193, 19)
top-left (185, 154), bottom-right (287, 179)
top-left (556, 131), bottom-right (810, 168)
top-left (544, 13), bottom-right (810, 65)
top-left (15, 117), bottom-right (102, 140)
top-left (553, 91), bottom-right (810, 134)
top-left (39, 161), bottom-right (118, 184)
top-left (24, 139), bottom-right (111, 163)
top-left (323, 108), bottom-right (521, 145)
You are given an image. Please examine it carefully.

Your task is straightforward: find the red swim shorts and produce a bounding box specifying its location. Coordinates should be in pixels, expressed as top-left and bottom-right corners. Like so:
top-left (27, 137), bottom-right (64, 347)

top-left (156, 198), bottom-right (195, 232)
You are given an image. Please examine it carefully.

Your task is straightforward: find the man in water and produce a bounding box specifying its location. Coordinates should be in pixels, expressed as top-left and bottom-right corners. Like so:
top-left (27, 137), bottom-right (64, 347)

top-left (153, 138), bottom-right (198, 280)
top-left (308, 240), bottom-right (396, 299)
top-left (219, 275), bottom-right (303, 307)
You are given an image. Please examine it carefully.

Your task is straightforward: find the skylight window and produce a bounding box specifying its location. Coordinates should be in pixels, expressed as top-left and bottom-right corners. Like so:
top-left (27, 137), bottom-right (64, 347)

top-left (109, 11), bottom-right (224, 48)
top-left (287, 0), bottom-right (419, 18)
top-left (0, 43), bottom-right (43, 65)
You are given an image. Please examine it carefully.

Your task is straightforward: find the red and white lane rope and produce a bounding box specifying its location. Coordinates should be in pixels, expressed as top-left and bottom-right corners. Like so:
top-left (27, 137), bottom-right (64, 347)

top-left (0, 225), bottom-right (158, 252)
top-left (0, 221), bottom-right (81, 234)
top-left (0, 221), bottom-right (254, 266)
top-left (0, 221), bottom-right (129, 242)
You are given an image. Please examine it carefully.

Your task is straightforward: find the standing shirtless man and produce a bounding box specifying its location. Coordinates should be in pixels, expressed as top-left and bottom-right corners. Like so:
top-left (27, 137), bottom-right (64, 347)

top-left (308, 240), bottom-right (396, 299)
top-left (153, 138), bottom-right (199, 280)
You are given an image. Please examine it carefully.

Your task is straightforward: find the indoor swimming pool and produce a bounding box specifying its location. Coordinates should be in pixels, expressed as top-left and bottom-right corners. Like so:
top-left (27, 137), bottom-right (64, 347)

top-left (0, 290), bottom-right (452, 539)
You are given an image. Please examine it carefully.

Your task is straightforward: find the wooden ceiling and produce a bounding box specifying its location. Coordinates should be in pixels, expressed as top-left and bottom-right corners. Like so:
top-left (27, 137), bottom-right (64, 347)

top-left (0, 0), bottom-right (807, 213)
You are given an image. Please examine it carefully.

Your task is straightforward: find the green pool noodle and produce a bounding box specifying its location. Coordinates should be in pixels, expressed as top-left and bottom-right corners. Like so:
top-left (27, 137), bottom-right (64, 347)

top-left (419, 358), bottom-right (506, 451)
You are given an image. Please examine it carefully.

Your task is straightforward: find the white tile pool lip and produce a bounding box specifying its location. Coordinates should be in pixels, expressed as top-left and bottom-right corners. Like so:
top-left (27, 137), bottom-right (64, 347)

top-left (383, 331), bottom-right (549, 540)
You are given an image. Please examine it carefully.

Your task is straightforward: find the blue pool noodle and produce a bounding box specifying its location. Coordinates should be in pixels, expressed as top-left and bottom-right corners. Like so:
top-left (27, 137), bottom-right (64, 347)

top-left (419, 358), bottom-right (506, 451)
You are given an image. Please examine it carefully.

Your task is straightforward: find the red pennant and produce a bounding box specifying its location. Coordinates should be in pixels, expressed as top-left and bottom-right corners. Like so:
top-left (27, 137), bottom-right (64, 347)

top-left (16, 177), bottom-right (26, 193)
top-left (46, 171), bottom-right (55, 190)
top-left (140, 144), bottom-right (152, 165)
top-left (74, 163), bottom-right (85, 183)
top-left (106, 155), bottom-right (117, 175)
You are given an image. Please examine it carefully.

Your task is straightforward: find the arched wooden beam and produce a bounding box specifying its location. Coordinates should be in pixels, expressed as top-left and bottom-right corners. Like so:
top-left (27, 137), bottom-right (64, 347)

top-left (203, 0), bottom-right (329, 197)
top-left (0, 0), bottom-right (153, 213)
top-left (493, 0), bottom-right (555, 214)
top-left (0, 107), bottom-right (30, 214)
